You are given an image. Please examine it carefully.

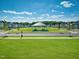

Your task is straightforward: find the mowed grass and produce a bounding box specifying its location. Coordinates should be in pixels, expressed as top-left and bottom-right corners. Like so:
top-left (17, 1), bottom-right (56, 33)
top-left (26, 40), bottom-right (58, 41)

top-left (0, 37), bottom-right (79, 59)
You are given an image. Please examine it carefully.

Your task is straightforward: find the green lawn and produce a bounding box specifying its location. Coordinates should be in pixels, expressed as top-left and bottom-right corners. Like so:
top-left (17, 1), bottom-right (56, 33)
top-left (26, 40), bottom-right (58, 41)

top-left (0, 37), bottom-right (79, 59)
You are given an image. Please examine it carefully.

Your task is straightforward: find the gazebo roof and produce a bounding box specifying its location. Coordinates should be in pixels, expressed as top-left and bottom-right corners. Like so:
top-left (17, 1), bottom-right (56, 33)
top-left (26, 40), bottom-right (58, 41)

top-left (32, 22), bottom-right (46, 27)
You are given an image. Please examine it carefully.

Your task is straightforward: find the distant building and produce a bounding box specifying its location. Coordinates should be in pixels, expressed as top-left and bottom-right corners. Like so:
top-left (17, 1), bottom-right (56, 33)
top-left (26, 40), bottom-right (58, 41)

top-left (0, 21), bottom-right (3, 30)
top-left (76, 21), bottom-right (79, 29)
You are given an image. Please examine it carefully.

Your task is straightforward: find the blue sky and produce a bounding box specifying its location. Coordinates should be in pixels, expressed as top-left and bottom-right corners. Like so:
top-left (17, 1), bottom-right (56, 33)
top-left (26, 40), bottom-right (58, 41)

top-left (0, 0), bottom-right (79, 22)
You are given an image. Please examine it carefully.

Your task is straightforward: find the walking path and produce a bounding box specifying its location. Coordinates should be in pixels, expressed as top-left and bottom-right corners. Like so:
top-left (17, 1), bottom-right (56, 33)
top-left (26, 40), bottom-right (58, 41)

top-left (0, 32), bottom-right (79, 36)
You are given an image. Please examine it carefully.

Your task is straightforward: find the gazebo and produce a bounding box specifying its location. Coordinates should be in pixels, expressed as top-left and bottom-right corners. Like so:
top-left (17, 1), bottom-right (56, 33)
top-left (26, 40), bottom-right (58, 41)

top-left (32, 22), bottom-right (46, 27)
top-left (32, 22), bottom-right (48, 32)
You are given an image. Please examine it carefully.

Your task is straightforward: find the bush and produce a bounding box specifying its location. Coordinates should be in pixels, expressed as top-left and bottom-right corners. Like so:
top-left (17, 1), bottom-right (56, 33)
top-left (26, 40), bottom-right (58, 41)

top-left (33, 29), bottom-right (37, 31)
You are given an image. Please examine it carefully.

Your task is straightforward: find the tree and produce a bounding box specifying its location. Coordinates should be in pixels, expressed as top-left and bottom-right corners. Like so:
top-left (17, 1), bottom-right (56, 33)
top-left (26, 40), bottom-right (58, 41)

top-left (0, 21), bottom-right (3, 30)
top-left (2, 16), bottom-right (9, 31)
top-left (42, 21), bottom-right (57, 27)
top-left (67, 22), bottom-right (72, 30)
top-left (53, 21), bottom-right (62, 29)
top-left (3, 20), bottom-right (9, 31)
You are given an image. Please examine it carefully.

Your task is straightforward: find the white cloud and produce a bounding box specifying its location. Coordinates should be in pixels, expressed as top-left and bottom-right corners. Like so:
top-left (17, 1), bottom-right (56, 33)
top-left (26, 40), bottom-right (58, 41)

top-left (40, 14), bottom-right (64, 20)
top-left (56, 5), bottom-right (60, 8)
top-left (2, 10), bottom-right (33, 15)
top-left (48, 15), bottom-right (64, 19)
top-left (56, 5), bottom-right (62, 8)
top-left (2, 13), bottom-right (78, 22)
top-left (41, 14), bottom-right (50, 17)
top-left (61, 12), bottom-right (64, 14)
top-left (71, 14), bottom-right (75, 16)
top-left (37, 17), bottom-right (44, 20)
top-left (13, 16), bottom-right (25, 19)
top-left (52, 9), bottom-right (57, 13)
top-left (60, 1), bottom-right (74, 8)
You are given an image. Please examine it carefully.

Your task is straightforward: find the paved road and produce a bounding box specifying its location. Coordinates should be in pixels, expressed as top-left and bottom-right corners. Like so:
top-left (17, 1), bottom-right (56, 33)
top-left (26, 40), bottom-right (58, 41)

top-left (0, 33), bottom-right (79, 36)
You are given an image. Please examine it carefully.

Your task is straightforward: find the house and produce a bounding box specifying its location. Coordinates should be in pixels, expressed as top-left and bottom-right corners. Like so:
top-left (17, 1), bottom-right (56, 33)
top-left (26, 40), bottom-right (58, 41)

top-left (76, 21), bottom-right (79, 29)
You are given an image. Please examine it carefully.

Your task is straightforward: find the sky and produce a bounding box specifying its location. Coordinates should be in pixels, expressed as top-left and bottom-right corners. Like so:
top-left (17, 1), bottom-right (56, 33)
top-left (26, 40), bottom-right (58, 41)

top-left (0, 0), bottom-right (79, 22)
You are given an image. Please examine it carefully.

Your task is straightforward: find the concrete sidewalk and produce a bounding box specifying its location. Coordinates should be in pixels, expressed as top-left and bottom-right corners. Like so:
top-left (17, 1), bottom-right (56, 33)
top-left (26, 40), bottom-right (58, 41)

top-left (0, 33), bottom-right (79, 36)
